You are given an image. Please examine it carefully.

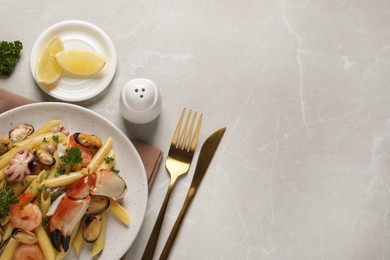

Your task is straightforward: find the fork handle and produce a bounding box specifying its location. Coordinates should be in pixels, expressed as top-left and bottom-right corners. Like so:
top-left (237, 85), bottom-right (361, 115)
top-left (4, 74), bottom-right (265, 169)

top-left (159, 188), bottom-right (195, 260)
top-left (141, 178), bottom-right (177, 260)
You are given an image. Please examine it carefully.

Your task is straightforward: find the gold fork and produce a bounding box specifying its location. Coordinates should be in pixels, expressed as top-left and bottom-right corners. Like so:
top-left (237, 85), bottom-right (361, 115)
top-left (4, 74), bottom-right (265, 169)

top-left (141, 108), bottom-right (202, 260)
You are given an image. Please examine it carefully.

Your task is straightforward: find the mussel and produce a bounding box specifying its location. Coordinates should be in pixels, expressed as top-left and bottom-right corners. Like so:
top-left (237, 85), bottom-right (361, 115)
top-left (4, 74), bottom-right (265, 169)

top-left (28, 160), bottom-right (42, 175)
top-left (74, 133), bottom-right (102, 151)
top-left (9, 123), bottom-right (34, 143)
top-left (12, 228), bottom-right (38, 245)
top-left (34, 147), bottom-right (56, 166)
top-left (45, 144), bottom-right (56, 155)
top-left (82, 215), bottom-right (103, 243)
top-left (46, 186), bottom-right (66, 201)
top-left (85, 195), bottom-right (110, 215)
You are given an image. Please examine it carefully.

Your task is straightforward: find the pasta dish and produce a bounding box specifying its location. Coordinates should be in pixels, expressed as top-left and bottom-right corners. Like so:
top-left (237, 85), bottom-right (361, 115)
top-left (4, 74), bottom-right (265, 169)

top-left (0, 120), bottom-right (129, 260)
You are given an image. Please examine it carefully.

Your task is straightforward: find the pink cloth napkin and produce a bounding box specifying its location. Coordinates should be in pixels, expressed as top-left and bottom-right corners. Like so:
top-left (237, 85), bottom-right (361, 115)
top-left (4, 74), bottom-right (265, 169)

top-left (0, 88), bottom-right (163, 191)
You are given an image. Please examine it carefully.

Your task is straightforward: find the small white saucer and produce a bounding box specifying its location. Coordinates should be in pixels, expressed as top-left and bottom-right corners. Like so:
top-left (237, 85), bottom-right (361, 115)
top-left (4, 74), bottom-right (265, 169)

top-left (30, 20), bottom-right (117, 102)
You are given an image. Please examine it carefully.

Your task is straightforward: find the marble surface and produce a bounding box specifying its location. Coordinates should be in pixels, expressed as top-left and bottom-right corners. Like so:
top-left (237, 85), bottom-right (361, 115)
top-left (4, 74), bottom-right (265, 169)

top-left (1, 0), bottom-right (390, 259)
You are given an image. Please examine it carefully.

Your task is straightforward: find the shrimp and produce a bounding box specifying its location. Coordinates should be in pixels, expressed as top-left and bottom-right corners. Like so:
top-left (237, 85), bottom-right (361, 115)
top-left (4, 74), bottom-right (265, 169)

top-left (14, 244), bottom-right (44, 260)
top-left (9, 193), bottom-right (42, 231)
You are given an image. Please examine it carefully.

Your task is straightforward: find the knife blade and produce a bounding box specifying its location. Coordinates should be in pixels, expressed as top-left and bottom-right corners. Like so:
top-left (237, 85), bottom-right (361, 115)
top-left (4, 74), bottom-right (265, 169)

top-left (159, 126), bottom-right (226, 260)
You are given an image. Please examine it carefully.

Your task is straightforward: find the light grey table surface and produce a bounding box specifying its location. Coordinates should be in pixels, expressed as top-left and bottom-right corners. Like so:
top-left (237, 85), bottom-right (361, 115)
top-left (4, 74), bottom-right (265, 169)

top-left (1, 1), bottom-right (390, 259)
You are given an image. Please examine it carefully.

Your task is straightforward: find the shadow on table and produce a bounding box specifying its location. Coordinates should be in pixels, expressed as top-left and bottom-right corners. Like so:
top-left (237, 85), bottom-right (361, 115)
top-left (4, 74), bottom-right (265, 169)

top-left (122, 115), bottom-right (160, 143)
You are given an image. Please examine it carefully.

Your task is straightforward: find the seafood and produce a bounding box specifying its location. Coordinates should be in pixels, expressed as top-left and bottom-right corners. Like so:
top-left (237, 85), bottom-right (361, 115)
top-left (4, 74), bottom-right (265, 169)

top-left (51, 122), bottom-right (69, 136)
top-left (82, 214), bottom-right (103, 243)
top-left (14, 244), bottom-right (44, 260)
top-left (9, 193), bottom-right (42, 231)
top-left (85, 195), bottom-right (110, 215)
top-left (49, 169), bottom-right (127, 252)
top-left (9, 123), bottom-right (34, 143)
top-left (34, 147), bottom-right (56, 166)
top-left (74, 132), bottom-right (102, 151)
top-left (28, 160), bottom-right (41, 175)
top-left (4, 148), bottom-right (34, 182)
top-left (11, 228), bottom-right (38, 245)
top-left (50, 195), bottom-right (90, 252)
top-left (0, 122), bottom-right (129, 258)
top-left (68, 134), bottom-right (98, 168)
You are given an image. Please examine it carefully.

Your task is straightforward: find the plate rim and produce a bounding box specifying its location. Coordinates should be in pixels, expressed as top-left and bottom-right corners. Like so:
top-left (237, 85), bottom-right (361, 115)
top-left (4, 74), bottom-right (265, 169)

top-left (30, 20), bottom-right (117, 102)
top-left (0, 102), bottom-right (148, 259)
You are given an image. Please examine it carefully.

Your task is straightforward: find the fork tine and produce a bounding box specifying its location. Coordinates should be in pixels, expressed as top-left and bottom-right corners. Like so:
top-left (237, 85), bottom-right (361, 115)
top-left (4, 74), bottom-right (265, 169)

top-left (190, 113), bottom-right (202, 152)
top-left (171, 108), bottom-right (186, 147)
top-left (178, 109), bottom-right (192, 149)
top-left (184, 111), bottom-right (197, 151)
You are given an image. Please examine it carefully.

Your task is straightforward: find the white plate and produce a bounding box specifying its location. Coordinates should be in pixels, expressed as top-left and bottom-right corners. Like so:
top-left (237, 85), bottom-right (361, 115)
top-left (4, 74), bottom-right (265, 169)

top-left (30, 20), bottom-right (117, 102)
top-left (0, 103), bottom-right (148, 260)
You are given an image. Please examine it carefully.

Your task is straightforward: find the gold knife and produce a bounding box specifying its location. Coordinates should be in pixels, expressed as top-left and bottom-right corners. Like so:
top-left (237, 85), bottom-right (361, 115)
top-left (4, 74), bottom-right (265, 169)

top-left (159, 127), bottom-right (226, 260)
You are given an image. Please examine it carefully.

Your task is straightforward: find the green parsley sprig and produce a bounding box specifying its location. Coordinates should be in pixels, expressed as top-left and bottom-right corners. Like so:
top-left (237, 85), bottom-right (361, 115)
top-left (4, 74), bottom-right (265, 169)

top-left (0, 41), bottom-right (23, 77)
top-left (0, 184), bottom-right (18, 219)
top-left (52, 135), bottom-right (59, 143)
top-left (104, 156), bottom-right (114, 164)
top-left (59, 147), bottom-right (82, 171)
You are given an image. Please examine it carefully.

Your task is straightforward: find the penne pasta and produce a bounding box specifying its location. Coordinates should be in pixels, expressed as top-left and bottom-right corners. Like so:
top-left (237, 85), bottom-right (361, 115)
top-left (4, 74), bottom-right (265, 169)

top-left (0, 215), bottom-right (9, 226)
top-left (29, 120), bottom-right (61, 138)
top-left (0, 167), bottom-right (6, 182)
top-left (109, 197), bottom-right (130, 226)
top-left (47, 151), bottom-right (60, 179)
top-left (39, 190), bottom-right (52, 216)
top-left (13, 132), bottom-right (67, 147)
top-left (73, 218), bottom-right (85, 256)
top-left (35, 225), bottom-right (56, 260)
top-left (23, 170), bottom-right (46, 198)
top-left (42, 170), bottom-right (85, 188)
top-left (91, 210), bottom-right (108, 256)
top-left (11, 175), bottom-right (37, 196)
top-left (3, 221), bottom-right (14, 241)
top-left (88, 137), bottom-right (112, 173)
top-left (97, 149), bottom-right (115, 171)
top-left (1, 237), bottom-right (19, 260)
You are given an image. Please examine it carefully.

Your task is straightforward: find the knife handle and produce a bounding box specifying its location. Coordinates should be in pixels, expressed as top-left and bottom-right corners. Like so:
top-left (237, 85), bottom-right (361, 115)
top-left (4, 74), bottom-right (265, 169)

top-left (159, 188), bottom-right (195, 260)
top-left (141, 179), bottom-right (176, 260)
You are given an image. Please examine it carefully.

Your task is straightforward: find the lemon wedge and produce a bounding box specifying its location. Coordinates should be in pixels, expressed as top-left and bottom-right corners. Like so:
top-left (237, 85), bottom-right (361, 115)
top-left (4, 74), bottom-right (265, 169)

top-left (55, 50), bottom-right (106, 77)
top-left (35, 36), bottom-right (64, 85)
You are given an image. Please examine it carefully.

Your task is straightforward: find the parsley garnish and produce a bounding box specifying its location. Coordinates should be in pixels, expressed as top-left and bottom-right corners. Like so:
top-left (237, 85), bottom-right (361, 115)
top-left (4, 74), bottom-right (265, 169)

top-left (0, 184), bottom-right (18, 219)
top-left (55, 169), bottom-right (65, 177)
top-left (104, 156), bottom-right (114, 164)
top-left (0, 41), bottom-right (23, 77)
top-left (52, 135), bottom-right (59, 143)
top-left (42, 217), bottom-right (49, 229)
top-left (43, 137), bottom-right (48, 143)
top-left (60, 147), bottom-right (82, 169)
